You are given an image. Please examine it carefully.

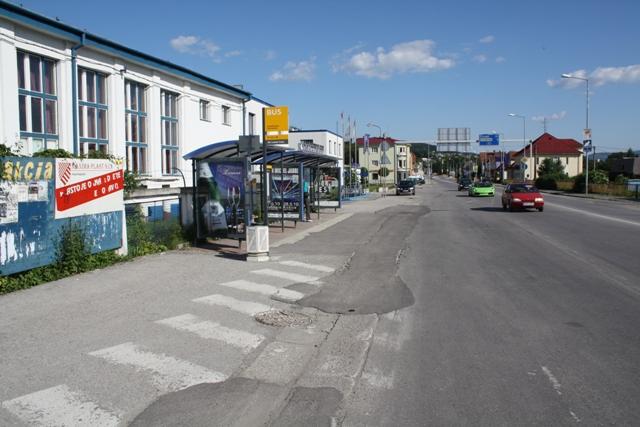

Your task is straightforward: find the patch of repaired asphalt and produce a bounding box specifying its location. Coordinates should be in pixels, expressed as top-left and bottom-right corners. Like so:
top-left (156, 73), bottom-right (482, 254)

top-left (129, 378), bottom-right (288, 427)
top-left (297, 205), bottom-right (427, 315)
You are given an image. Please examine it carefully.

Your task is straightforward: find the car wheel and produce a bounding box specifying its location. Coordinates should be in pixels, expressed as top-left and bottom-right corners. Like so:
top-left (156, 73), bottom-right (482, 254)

top-left (508, 201), bottom-right (514, 212)
top-left (502, 203), bottom-right (506, 210)
top-left (412, 190), bottom-right (415, 195)
top-left (396, 191), bottom-right (400, 196)
top-left (538, 207), bottom-right (544, 212)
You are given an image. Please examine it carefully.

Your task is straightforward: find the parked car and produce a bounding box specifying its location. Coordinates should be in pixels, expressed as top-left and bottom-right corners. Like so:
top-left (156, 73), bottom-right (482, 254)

top-left (502, 183), bottom-right (544, 211)
top-left (458, 177), bottom-right (472, 191)
top-left (409, 175), bottom-right (425, 184)
top-left (468, 181), bottom-right (495, 197)
top-left (396, 179), bottom-right (416, 195)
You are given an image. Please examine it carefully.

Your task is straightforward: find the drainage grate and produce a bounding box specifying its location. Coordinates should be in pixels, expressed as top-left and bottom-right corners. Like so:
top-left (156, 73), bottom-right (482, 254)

top-left (254, 310), bottom-right (312, 328)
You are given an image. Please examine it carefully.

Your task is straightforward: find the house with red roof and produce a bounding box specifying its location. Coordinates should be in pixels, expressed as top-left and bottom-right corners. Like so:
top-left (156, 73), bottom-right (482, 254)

top-left (509, 133), bottom-right (584, 180)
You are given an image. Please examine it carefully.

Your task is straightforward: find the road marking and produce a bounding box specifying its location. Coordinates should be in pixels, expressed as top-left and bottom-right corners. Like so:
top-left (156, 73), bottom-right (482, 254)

top-left (218, 279), bottom-right (305, 302)
top-left (541, 366), bottom-right (562, 395)
top-left (570, 410), bottom-right (581, 423)
top-left (155, 314), bottom-right (264, 352)
top-left (88, 342), bottom-right (226, 392)
top-left (251, 268), bottom-right (320, 284)
top-left (545, 201), bottom-right (640, 227)
top-left (278, 260), bottom-right (335, 273)
top-left (2, 384), bottom-right (120, 427)
top-left (193, 294), bottom-right (272, 316)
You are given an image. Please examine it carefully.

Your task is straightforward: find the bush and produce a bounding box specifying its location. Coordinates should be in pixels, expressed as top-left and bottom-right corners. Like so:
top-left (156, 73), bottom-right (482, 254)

top-left (573, 169), bottom-right (609, 192)
top-left (0, 224), bottom-right (123, 295)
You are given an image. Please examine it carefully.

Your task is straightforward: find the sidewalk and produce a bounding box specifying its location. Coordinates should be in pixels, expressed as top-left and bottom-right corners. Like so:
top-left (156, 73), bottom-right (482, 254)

top-left (204, 192), bottom-right (423, 257)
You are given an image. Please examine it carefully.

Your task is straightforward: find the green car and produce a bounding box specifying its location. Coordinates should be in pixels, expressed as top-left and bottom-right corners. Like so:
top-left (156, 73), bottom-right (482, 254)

top-left (468, 181), bottom-right (495, 196)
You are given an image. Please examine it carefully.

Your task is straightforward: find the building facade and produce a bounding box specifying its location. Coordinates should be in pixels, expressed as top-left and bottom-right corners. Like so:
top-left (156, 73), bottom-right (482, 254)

top-left (356, 136), bottom-right (400, 185)
top-left (509, 133), bottom-right (584, 180)
top-left (0, 1), bottom-right (252, 191)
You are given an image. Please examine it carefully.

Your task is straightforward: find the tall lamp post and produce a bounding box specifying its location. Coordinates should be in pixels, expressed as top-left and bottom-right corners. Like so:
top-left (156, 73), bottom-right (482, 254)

top-left (561, 73), bottom-right (590, 196)
top-left (508, 113), bottom-right (529, 181)
top-left (367, 122), bottom-right (382, 188)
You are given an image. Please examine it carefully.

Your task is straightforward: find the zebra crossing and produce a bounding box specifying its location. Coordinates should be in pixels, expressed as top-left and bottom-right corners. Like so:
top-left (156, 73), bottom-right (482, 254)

top-left (1, 259), bottom-right (335, 426)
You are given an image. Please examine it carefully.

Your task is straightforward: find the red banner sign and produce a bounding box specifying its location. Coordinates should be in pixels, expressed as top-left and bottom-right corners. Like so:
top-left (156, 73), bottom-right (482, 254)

top-left (55, 170), bottom-right (124, 212)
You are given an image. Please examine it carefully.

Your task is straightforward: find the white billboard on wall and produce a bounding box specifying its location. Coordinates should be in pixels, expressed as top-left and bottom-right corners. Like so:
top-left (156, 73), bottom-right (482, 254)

top-left (55, 159), bottom-right (124, 219)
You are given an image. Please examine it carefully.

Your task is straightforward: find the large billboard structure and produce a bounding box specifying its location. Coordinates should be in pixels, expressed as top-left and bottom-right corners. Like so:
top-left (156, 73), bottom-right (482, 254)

top-left (437, 127), bottom-right (472, 153)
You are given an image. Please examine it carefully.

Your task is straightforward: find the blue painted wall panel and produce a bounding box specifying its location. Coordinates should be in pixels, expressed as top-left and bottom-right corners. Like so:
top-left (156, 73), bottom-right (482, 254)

top-left (0, 157), bottom-right (122, 276)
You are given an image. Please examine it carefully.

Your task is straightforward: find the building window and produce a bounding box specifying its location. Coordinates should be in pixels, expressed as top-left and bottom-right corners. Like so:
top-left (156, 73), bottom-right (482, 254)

top-left (199, 99), bottom-right (209, 121)
top-left (372, 147), bottom-right (379, 153)
top-left (125, 80), bottom-right (147, 174)
top-left (17, 51), bottom-right (58, 154)
top-left (372, 160), bottom-right (379, 166)
top-left (78, 68), bottom-right (108, 156)
top-left (372, 173), bottom-right (379, 180)
top-left (161, 90), bottom-right (179, 175)
top-left (565, 157), bottom-right (569, 164)
top-left (222, 105), bottom-right (230, 125)
top-left (248, 112), bottom-right (255, 135)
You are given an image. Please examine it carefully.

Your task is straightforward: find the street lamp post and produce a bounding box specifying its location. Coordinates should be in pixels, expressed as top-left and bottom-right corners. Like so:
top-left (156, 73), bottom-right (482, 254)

top-left (561, 73), bottom-right (590, 196)
top-left (508, 113), bottom-right (529, 181)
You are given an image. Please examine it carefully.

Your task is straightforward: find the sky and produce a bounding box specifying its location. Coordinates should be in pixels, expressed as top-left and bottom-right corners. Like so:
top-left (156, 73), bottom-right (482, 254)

top-left (14, 0), bottom-right (640, 153)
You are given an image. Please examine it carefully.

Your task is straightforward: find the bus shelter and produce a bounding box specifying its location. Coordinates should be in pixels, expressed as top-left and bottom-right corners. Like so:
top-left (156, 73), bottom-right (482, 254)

top-left (183, 140), bottom-right (340, 243)
top-left (183, 139), bottom-right (287, 243)
top-left (257, 150), bottom-right (341, 230)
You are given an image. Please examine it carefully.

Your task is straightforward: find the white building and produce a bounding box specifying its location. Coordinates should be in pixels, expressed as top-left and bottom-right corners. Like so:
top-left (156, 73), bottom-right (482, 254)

top-left (0, 1), bottom-right (255, 191)
top-left (288, 130), bottom-right (343, 161)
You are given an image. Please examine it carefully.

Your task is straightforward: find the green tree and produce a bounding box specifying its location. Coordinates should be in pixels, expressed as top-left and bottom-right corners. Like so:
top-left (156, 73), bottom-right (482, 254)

top-left (537, 158), bottom-right (568, 178)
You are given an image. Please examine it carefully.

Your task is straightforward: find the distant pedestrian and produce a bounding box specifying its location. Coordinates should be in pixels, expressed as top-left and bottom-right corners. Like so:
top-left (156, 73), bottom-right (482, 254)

top-left (303, 179), bottom-right (312, 221)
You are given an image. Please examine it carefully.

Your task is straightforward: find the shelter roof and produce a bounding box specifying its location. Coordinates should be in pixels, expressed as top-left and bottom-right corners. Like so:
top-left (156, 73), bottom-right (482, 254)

top-left (183, 140), bottom-right (287, 162)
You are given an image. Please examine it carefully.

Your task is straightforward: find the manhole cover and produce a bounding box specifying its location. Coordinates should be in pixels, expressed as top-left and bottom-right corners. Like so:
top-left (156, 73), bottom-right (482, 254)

top-left (254, 310), bottom-right (312, 327)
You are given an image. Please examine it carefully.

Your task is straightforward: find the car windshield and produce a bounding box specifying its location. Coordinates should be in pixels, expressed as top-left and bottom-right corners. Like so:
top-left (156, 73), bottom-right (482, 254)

top-left (399, 180), bottom-right (414, 186)
top-left (511, 184), bottom-right (538, 193)
top-left (476, 182), bottom-right (493, 188)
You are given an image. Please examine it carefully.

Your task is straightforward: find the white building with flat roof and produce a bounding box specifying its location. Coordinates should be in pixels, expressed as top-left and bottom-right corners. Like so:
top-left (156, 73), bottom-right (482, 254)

top-left (0, 1), bottom-right (255, 190)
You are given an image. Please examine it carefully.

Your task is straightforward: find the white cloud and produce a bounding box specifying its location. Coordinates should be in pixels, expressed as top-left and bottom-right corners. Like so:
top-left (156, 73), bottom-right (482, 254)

top-left (170, 35), bottom-right (222, 61)
top-left (334, 40), bottom-right (454, 79)
top-left (479, 35), bottom-right (495, 44)
top-left (532, 111), bottom-right (567, 122)
top-left (225, 50), bottom-right (242, 58)
top-left (265, 50), bottom-right (277, 61)
top-left (495, 56), bottom-right (506, 63)
top-left (473, 54), bottom-right (487, 63)
top-left (269, 58), bottom-right (316, 82)
top-left (547, 65), bottom-right (640, 88)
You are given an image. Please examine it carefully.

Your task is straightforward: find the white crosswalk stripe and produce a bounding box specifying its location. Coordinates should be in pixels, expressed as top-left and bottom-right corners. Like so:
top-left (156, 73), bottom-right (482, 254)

top-left (251, 268), bottom-right (320, 284)
top-left (193, 294), bottom-right (272, 316)
top-left (155, 313), bottom-right (264, 352)
top-left (218, 279), bottom-right (305, 302)
top-left (277, 260), bottom-right (335, 273)
top-left (88, 342), bottom-right (226, 392)
top-left (1, 384), bottom-right (120, 427)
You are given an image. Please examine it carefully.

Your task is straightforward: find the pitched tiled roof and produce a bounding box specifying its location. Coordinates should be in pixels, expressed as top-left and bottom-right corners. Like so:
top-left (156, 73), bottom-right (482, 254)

top-left (514, 133), bottom-right (582, 156)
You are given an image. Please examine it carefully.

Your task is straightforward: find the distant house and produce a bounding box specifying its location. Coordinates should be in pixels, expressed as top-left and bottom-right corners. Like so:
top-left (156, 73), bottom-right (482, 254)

top-left (611, 157), bottom-right (640, 177)
top-left (509, 133), bottom-right (584, 180)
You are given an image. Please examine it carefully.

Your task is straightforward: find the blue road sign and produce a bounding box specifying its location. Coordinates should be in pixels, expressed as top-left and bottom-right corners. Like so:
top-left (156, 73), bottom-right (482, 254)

top-left (479, 134), bottom-right (499, 146)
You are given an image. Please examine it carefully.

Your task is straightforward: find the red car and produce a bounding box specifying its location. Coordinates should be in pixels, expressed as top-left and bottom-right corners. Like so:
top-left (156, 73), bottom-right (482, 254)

top-left (502, 183), bottom-right (544, 212)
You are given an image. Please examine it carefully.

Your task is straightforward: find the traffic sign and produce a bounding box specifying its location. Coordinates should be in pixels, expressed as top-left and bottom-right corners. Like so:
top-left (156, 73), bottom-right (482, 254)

top-left (478, 133), bottom-right (499, 146)
top-left (263, 106), bottom-right (289, 143)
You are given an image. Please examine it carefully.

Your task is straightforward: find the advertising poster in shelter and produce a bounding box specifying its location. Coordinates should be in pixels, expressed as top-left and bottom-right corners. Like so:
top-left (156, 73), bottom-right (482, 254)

top-left (197, 160), bottom-right (245, 238)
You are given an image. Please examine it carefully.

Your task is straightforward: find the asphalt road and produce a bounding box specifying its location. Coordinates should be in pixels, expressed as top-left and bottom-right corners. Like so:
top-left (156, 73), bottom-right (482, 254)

top-left (340, 178), bottom-right (640, 426)
top-left (1, 180), bottom-right (638, 426)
